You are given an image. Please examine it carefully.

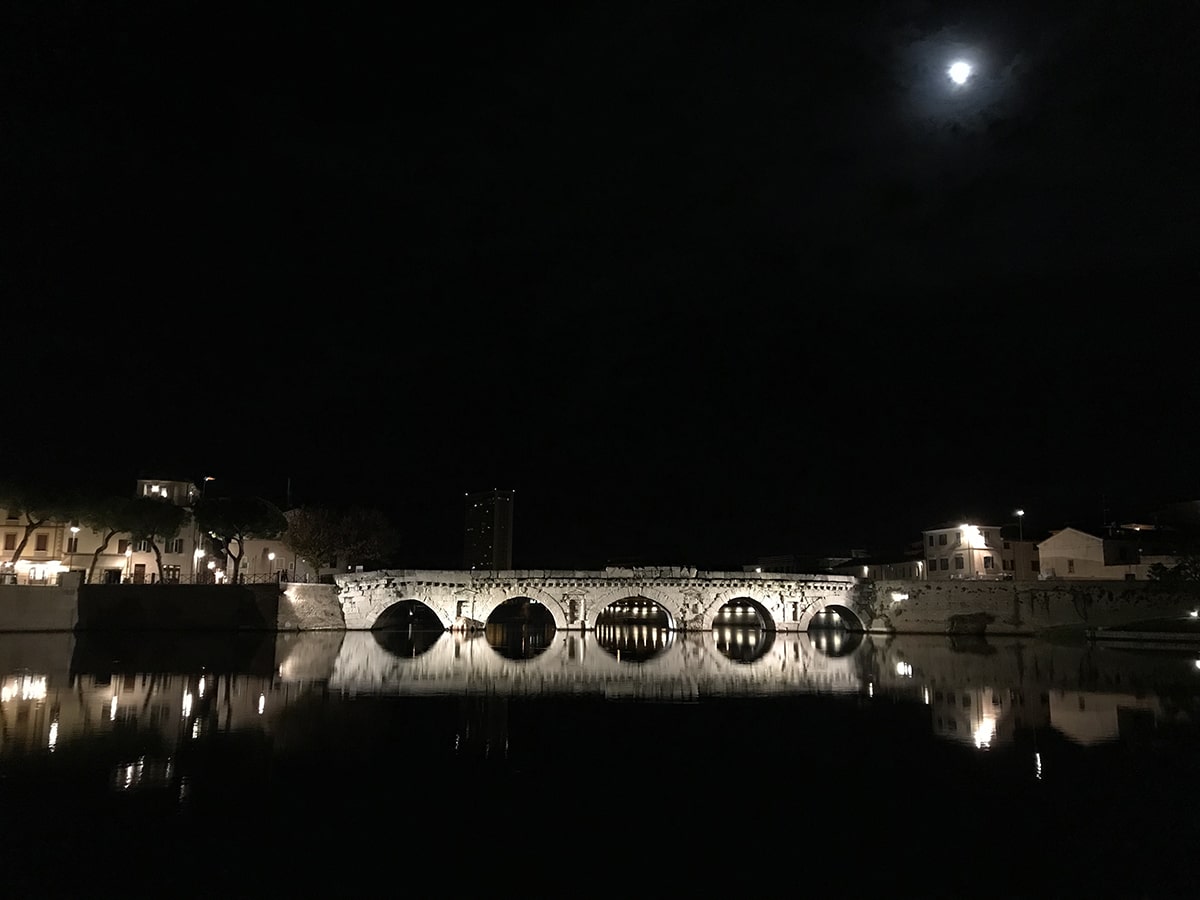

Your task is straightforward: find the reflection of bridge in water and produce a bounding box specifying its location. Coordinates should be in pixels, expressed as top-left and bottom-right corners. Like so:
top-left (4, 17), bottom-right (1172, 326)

top-left (2, 630), bottom-right (1196, 765)
top-left (279, 627), bottom-right (867, 700)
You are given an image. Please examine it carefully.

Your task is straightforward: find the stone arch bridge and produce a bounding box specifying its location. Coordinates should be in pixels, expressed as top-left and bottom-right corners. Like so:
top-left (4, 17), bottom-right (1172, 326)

top-left (334, 567), bottom-right (862, 632)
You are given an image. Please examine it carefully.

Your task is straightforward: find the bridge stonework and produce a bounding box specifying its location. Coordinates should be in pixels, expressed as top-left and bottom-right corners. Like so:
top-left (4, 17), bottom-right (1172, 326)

top-left (334, 568), bottom-right (860, 632)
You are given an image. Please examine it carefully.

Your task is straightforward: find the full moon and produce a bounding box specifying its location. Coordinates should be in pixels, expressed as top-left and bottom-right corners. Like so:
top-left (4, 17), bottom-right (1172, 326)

top-left (948, 61), bottom-right (972, 85)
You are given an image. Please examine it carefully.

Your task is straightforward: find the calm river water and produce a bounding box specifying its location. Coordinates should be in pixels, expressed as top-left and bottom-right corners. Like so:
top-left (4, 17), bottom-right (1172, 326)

top-left (3, 624), bottom-right (1200, 898)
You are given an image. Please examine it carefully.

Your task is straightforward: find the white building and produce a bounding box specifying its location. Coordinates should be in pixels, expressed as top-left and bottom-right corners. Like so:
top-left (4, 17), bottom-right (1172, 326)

top-left (923, 523), bottom-right (1005, 579)
top-left (1037, 527), bottom-right (1144, 580)
top-left (1, 477), bottom-right (211, 585)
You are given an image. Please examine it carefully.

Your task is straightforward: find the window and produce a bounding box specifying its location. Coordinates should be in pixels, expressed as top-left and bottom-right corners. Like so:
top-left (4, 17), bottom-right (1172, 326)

top-left (1003, 541), bottom-right (1011, 550)
top-left (1067, 559), bottom-right (1075, 574)
top-left (983, 556), bottom-right (994, 569)
top-left (1031, 560), bottom-right (1039, 572)
top-left (940, 558), bottom-right (949, 570)
top-left (117, 539), bottom-right (130, 555)
top-left (162, 565), bottom-right (181, 583)
top-left (165, 538), bottom-right (184, 554)
top-left (938, 534), bottom-right (948, 546)
top-left (4, 532), bottom-right (16, 551)
top-left (66, 536), bottom-right (79, 554)
top-left (954, 556), bottom-right (964, 569)
top-left (135, 540), bottom-right (151, 553)
top-left (35, 533), bottom-right (48, 552)
top-left (928, 535), bottom-right (934, 546)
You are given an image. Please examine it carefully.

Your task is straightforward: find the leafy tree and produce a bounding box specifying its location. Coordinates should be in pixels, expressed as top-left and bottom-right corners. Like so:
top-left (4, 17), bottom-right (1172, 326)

top-left (194, 496), bottom-right (287, 584)
top-left (0, 481), bottom-right (82, 565)
top-left (1148, 555), bottom-right (1200, 582)
top-left (283, 506), bottom-right (400, 578)
top-left (79, 495), bottom-right (139, 583)
top-left (126, 498), bottom-right (187, 583)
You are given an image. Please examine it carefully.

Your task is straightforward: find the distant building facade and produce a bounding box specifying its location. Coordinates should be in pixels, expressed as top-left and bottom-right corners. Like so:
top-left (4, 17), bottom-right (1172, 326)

top-left (923, 523), bottom-right (1007, 579)
top-left (1037, 527), bottom-right (1143, 580)
top-left (2, 477), bottom-right (205, 585)
top-left (463, 489), bottom-right (514, 570)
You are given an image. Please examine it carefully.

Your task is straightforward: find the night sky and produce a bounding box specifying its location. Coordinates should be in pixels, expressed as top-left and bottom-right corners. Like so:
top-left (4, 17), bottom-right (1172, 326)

top-left (5, 1), bottom-right (1199, 569)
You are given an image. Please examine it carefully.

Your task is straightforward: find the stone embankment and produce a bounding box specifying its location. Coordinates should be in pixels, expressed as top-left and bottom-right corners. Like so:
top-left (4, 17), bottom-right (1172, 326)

top-left (4, 575), bottom-right (1200, 636)
top-left (855, 578), bottom-right (1200, 636)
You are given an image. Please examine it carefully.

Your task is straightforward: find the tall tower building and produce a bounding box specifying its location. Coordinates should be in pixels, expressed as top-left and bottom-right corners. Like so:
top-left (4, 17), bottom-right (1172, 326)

top-left (463, 489), bottom-right (514, 570)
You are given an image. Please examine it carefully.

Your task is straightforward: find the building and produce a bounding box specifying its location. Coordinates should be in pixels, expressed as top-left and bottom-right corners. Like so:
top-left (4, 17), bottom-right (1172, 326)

top-left (922, 523), bottom-right (1006, 579)
top-left (1, 477), bottom-right (206, 585)
top-left (830, 546), bottom-right (927, 580)
top-left (463, 489), bottom-right (513, 570)
top-left (997, 525), bottom-right (1041, 579)
top-left (1037, 526), bottom-right (1143, 580)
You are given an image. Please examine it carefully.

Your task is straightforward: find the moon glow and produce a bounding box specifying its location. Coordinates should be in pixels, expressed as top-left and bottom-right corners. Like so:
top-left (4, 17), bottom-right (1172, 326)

top-left (948, 61), bottom-right (972, 85)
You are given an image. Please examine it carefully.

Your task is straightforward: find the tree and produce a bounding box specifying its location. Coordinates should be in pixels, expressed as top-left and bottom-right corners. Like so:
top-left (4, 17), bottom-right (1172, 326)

top-left (79, 495), bottom-right (139, 584)
top-left (283, 506), bottom-right (400, 579)
top-left (126, 498), bottom-right (187, 583)
top-left (1148, 555), bottom-right (1200, 582)
top-left (0, 481), bottom-right (81, 566)
top-left (194, 496), bottom-right (287, 584)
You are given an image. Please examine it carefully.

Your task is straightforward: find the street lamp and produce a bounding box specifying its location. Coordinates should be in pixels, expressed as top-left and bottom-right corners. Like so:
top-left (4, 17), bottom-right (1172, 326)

top-left (1015, 509), bottom-right (1025, 542)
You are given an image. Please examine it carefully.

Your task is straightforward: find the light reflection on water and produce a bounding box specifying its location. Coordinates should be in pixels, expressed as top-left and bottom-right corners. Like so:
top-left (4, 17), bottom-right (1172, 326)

top-left (3, 629), bottom-right (1200, 895)
top-left (1, 628), bottom-right (1199, 755)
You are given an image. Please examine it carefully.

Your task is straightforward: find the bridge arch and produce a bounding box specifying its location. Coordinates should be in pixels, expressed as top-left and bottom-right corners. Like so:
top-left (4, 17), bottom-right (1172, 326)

top-left (373, 598), bottom-right (445, 630)
top-left (805, 602), bottom-right (866, 632)
top-left (710, 595), bottom-right (775, 630)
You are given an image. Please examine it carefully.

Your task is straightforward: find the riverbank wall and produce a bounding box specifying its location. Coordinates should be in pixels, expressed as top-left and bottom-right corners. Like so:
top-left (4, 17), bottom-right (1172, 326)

top-left (855, 578), bottom-right (1200, 635)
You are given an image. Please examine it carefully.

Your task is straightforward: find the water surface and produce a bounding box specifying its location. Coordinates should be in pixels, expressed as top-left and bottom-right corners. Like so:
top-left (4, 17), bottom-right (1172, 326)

top-left (2, 627), bottom-right (1199, 897)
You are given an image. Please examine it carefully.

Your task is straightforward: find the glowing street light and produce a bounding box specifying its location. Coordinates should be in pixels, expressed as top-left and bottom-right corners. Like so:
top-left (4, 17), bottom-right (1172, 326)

top-left (1015, 509), bottom-right (1025, 542)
